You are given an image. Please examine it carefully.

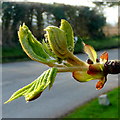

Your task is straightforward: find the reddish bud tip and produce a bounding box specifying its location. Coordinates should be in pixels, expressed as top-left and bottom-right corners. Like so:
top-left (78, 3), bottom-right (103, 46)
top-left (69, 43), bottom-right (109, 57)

top-left (96, 81), bottom-right (104, 90)
top-left (100, 52), bottom-right (108, 61)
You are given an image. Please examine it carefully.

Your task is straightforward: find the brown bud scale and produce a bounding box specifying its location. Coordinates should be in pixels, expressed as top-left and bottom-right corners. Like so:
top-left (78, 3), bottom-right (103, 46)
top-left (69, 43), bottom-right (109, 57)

top-left (104, 60), bottom-right (120, 74)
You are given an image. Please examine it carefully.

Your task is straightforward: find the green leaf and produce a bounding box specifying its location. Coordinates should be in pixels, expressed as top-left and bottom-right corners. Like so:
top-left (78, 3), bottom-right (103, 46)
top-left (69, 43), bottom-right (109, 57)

top-left (4, 80), bottom-right (36, 104)
top-left (4, 68), bottom-right (58, 103)
top-left (49, 67), bottom-right (58, 89)
top-left (18, 24), bottom-right (54, 65)
top-left (42, 39), bottom-right (56, 58)
top-left (60, 19), bottom-right (74, 52)
top-left (44, 26), bottom-right (69, 59)
top-left (83, 42), bottom-right (97, 63)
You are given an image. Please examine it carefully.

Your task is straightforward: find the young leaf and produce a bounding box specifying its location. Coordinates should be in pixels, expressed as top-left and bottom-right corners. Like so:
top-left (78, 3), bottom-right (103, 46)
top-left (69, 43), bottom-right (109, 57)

top-left (60, 19), bottom-right (74, 52)
top-left (44, 26), bottom-right (69, 59)
top-left (49, 67), bottom-right (58, 89)
top-left (83, 42), bottom-right (97, 63)
top-left (4, 68), bottom-right (58, 103)
top-left (42, 40), bottom-right (56, 58)
top-left (25, 67), bottom-right (57, 102)
top-left (4, 80), bottom-right (36, 104)
top-left (18, 24), bottom-right (54, 65)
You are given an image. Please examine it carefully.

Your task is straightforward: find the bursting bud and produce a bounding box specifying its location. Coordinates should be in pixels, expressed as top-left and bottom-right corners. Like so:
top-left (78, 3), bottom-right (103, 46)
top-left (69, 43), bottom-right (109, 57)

top-left (44, 19), bottom-right (74, 59)
top-left (44, 26), bottom-right (68, 59)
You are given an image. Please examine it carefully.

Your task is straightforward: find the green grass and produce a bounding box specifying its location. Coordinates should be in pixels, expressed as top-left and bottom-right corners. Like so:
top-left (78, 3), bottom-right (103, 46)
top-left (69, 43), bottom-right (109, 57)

top-left (86, 36), bottom-right (120, 51)
top-left (1, 46), bottom-right (30, 63)
top-left (63, 87), bottom-right (119, 118)
top-left (74, 36), bottom-right (120, 54)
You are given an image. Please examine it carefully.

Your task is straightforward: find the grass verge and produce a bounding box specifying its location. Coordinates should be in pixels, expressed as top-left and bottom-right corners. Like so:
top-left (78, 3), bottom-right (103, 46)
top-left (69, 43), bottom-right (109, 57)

top-left (1, 46), bottom-right (30, 63)
top-left (63, 87), bottom-right (119, 118)
top-left (74, 36), bottom-right (120, 54)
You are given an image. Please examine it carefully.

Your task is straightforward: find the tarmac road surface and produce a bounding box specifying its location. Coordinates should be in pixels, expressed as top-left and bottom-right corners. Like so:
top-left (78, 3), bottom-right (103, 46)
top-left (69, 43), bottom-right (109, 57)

top-left (2, 48), bottom-right (119, 118)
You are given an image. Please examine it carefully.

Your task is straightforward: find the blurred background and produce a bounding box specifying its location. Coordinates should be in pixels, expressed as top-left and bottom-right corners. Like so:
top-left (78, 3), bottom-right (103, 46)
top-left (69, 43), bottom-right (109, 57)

top-left (1, 1), bottom-right (120, 63)
top-left (1, 0), bottom-right (119, 119)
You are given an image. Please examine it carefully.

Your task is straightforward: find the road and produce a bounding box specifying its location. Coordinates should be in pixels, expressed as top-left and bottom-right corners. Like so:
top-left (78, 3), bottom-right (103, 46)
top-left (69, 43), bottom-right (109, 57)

top-left (2, 48), bottom-right (119, 118)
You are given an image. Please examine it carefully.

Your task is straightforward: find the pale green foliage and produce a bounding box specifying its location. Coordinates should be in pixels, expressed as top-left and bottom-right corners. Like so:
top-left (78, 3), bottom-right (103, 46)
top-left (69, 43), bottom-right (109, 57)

top-left (4, 68), bottom-right (57, 103)
top-left (44, 26), bottom-right (68, 59)
top-left (44, 19), bottom-right (74, 59)
top-left (83, 42), bottom-right (97, 63)
top-left (18, 24), bottom-right (55, 65)
top-left (60, 19), bottom-right (74, 52)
